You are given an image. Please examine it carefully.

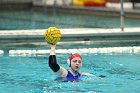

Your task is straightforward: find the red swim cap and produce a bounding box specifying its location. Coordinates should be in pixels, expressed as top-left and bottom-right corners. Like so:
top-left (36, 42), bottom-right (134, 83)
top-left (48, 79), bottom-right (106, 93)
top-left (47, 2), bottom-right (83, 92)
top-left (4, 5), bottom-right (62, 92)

top-left (67, 53), bottom-right (82, 66)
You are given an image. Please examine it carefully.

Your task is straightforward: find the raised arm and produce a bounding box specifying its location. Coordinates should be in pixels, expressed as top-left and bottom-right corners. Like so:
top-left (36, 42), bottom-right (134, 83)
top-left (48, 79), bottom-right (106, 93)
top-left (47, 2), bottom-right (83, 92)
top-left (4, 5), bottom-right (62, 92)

top-left (49, 45), bottom-right (60, 72)
top-left (48, 45), bottom-right (67, 76)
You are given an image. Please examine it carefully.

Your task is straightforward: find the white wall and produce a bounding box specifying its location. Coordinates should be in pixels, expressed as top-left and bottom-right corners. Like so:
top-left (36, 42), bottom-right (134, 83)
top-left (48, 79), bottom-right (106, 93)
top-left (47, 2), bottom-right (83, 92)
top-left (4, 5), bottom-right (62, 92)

top-left (33, 0), bottom-right (72, 6)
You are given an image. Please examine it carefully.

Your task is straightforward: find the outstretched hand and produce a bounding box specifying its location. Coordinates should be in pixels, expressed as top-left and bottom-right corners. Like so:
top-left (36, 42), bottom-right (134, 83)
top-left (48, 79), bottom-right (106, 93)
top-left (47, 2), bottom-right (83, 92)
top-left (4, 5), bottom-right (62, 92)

top-left (50, 44), bottom-right (56, 47)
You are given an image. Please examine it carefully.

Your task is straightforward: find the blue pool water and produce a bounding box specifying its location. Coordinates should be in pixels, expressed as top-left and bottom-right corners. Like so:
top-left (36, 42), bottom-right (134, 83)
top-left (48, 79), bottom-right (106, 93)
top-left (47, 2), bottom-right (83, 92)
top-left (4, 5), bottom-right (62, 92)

top-left (0, 51), bottom-right (140, 93)
top-left (0, 10), bottom-right (140, 30)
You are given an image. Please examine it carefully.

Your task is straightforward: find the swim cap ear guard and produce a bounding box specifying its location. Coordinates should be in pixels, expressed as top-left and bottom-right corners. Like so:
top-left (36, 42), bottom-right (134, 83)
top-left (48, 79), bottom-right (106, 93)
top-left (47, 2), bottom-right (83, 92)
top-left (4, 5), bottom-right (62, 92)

top-left (67, 58), bottom-right (71, 67)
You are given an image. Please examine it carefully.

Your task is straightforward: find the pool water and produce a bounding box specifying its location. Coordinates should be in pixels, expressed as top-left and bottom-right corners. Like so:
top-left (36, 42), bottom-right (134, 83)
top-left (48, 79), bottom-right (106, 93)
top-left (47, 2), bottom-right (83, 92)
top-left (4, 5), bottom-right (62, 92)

top-left (0, 52), bottom-right (140, 93)
top-left (0, 8), bottom-right (140, 93)
top-left (0, 10), bottom-right (140, 30)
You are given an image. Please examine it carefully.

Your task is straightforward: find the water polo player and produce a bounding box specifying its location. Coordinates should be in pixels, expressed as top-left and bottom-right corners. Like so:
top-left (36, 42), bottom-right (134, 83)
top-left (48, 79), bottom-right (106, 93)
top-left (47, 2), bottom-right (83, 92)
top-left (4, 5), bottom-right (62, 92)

top-left (48, 44), bottom-right (93, 82)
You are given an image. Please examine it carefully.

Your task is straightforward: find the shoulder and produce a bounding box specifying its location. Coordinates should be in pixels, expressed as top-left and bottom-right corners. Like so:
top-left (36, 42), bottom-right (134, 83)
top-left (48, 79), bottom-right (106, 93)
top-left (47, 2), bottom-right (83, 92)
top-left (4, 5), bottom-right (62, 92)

top-left (56, 66), bottom-right (68, 77)
top-left (80, 72), bottom-right (106, 79)
top-left (80, 72), bottom-right (96, 76)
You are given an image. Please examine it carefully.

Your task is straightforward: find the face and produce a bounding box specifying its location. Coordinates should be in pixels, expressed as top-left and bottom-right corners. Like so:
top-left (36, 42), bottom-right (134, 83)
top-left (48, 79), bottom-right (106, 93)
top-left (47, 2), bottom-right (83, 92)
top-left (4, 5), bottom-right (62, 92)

top-left (70, 57), bottom-right (82, 71)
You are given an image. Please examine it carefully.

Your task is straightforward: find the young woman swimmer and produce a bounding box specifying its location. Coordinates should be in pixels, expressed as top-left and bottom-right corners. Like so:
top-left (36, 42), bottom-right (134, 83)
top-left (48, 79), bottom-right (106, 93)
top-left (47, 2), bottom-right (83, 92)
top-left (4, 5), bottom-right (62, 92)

top-left (48, 44), bottom-right (94, 82)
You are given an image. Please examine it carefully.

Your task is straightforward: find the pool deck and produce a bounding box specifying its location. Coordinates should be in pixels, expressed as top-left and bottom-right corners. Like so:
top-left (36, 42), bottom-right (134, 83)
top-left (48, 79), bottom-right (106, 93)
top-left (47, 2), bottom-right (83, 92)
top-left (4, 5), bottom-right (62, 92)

top-left (0, 28), bottom-right (140, 44)
top-left (0, 2), bottom-right (140, 18)
top-left (32, 2), bottom-right (140, 19)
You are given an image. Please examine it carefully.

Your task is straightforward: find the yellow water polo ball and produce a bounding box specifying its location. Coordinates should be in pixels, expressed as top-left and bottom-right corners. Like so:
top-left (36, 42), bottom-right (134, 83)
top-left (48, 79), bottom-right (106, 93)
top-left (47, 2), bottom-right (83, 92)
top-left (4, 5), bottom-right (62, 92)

top-left (44, 27), bottom-right (61, 45)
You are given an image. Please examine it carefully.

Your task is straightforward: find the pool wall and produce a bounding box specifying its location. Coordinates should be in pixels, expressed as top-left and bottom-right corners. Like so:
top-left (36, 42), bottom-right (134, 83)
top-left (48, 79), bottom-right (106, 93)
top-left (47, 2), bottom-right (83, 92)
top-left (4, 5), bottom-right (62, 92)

top-left (0, 28), bottom-right (140, 55)
top-left (0, 28), bottom-right (140, 43)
